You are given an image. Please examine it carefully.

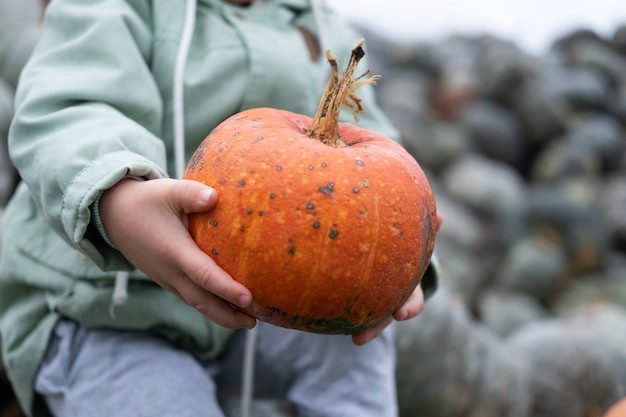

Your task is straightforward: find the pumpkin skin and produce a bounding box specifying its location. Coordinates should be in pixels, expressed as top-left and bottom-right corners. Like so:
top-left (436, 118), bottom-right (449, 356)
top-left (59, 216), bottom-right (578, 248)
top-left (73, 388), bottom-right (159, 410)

top-left (184, 107), bottom-right (437, 334)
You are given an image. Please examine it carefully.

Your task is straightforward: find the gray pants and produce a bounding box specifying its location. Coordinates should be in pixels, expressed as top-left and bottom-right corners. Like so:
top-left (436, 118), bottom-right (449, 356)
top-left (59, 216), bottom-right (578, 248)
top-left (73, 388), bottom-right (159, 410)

top-left (35, 319), bottom-right (398, 417)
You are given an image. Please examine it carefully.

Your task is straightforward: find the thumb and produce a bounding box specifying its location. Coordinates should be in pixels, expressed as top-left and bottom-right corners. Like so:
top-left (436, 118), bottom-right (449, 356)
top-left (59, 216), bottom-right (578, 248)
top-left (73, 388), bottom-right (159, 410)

top-left (171, 179), bottom-right (218, 214)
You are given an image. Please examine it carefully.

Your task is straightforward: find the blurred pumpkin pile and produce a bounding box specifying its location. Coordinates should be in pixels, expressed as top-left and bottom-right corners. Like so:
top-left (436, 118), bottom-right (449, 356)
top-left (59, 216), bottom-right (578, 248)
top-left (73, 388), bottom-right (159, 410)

top-left (365, 25), bottom-right (626, 417)
top-left (2, 0), bottom-right (626, 415)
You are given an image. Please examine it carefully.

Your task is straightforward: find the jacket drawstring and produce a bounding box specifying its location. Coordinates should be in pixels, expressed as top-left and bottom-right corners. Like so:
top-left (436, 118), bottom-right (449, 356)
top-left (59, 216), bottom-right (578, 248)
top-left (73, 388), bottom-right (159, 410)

top-left (109, 271), bottom-right (129, 318)
top-left (173, 0), bottom-right (198, 180)
top-left (240, 322), bottom-right (259, 417)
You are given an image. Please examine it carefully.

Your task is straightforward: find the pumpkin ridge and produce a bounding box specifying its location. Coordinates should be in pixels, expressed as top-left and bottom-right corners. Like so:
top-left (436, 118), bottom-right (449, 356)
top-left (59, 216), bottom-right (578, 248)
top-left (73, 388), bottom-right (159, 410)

top-left (355, 190), bottom-right (381, 325)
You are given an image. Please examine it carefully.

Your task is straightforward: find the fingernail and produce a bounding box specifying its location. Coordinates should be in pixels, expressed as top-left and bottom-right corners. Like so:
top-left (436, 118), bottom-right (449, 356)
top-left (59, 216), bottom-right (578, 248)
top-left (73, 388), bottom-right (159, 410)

top-left (395, 310), bottom-right (408, 321)
top-left (199, 188), bottom-right (214, 203)
top-left (238, 293), bottom-right (252, 308)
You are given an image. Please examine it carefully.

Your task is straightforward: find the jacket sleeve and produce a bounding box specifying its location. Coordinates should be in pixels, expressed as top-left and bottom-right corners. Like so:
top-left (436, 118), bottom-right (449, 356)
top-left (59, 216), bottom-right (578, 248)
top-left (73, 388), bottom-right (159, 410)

top-left (9, 0), bottom-right (168, 270)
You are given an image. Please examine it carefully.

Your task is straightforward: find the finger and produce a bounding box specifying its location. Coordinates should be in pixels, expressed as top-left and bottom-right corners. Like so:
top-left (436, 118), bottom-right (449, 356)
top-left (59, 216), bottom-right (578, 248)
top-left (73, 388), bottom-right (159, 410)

top-left (393, 285), bottom-right (425, 321)
top-left (175, 240), bottom-right (253, 309)
top-left (169, 179), bottom-right (219, 214)
top-left (138, 208), bottom-right (253, 311)
top-left (161, 271), bottom-right (257, 329)
top-left (435, 210), bottom-right (444, 232)
top-left (351, 316), bottom-right (393, 346)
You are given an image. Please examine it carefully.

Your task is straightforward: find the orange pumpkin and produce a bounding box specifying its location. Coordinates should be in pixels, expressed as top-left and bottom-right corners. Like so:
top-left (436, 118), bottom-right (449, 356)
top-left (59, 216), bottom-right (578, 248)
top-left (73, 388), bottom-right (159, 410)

top-left (184, 40), bottom-right (437, 334)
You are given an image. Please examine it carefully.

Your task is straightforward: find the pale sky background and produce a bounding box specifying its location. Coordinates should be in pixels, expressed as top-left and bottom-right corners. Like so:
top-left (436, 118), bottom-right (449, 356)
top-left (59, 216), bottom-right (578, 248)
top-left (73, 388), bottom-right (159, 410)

top-left (326, 0), bottom-right (626, 54)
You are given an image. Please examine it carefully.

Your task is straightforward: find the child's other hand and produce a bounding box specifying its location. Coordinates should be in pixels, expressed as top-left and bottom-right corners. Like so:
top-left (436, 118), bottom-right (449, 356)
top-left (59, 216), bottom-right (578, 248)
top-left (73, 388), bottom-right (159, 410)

top-left (350, 285), bottom-right (425, 346)
top-left (99, 178), bottom-right (256, 330)
top-left (351, 210), bottom-right (444, 346)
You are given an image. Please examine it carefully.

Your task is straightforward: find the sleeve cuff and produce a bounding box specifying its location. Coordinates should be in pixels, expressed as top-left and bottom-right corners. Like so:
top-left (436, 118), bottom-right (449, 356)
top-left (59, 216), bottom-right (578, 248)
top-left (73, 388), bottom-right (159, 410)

top-left (61, 151), bottom-right (168, 270)
top-left (90, 174), bottom-right (147, 250)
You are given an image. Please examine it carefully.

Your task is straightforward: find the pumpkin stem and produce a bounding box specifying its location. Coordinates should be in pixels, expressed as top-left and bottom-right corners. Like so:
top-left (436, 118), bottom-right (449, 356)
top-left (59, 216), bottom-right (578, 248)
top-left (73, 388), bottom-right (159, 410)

top-left (306, 39), bottom-right (380, 148)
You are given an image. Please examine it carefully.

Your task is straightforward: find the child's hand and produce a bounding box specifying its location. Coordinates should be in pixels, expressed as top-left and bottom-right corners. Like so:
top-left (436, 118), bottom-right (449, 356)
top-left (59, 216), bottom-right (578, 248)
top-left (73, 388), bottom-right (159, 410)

top-left (350, 285), bottom-right (425, 346)
top-left (99, 178), bottom-right (256, 330)
top-left (351, 211), bottom-right (444, 346)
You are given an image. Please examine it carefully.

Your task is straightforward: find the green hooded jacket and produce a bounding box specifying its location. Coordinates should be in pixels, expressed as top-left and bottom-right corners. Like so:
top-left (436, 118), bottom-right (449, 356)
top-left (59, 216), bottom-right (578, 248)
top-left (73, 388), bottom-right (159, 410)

top-left (0, 0), bottom-right (402, 415)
